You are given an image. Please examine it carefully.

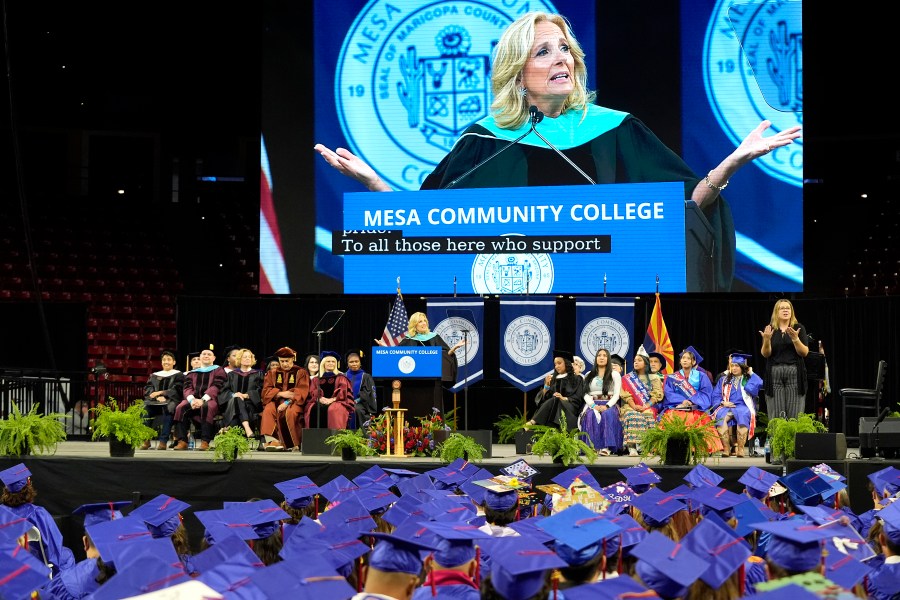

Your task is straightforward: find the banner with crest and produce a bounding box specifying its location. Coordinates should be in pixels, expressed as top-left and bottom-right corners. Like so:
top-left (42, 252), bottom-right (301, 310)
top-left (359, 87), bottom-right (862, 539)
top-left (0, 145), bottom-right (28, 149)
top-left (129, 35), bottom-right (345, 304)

top-left (499, 299), bottom-right (555, 392)
top-left (575, 297), bottom-right (635, 369)
top-left (426, 298), bottom-right (484, 393)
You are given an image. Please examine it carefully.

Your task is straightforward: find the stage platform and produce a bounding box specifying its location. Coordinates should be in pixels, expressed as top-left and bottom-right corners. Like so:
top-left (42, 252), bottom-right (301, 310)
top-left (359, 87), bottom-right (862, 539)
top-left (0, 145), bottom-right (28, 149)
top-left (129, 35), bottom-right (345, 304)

top-left (0, 441), bottom-right (891, 560)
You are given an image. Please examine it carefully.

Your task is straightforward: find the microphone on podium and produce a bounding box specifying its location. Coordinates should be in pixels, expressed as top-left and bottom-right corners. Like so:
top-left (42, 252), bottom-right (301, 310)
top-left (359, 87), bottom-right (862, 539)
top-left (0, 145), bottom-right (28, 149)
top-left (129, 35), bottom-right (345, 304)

top-left (442, 106), bottom-right (544, 189)
top-left (528, 106), bottom-right (596, 184)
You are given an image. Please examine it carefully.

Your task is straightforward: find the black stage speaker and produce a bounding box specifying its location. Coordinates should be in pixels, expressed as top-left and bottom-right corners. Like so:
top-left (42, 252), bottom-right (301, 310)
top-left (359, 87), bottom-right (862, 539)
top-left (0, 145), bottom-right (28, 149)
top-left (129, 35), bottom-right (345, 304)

top-left (794, 433), bottom-right (847, 460)
top-left (301, 428), bottom-right (337, 455)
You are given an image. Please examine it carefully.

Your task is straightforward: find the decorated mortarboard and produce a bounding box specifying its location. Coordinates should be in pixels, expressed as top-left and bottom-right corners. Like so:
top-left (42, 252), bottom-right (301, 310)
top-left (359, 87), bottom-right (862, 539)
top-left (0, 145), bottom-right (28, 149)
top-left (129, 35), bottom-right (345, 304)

top-left (191, 533), bottom-right (264, 576)
top-left (0, 505), bottom-right (32, 543)
top-left (86, 515), bottom-right (154, 565)
top-left (688, 485), bottom-right (745, 520)
top-left (631, 531), bottom-right (708, 598)
top-left (816, 519), bottom-right (876, 563)
top-left (560, 576), bottom-right (655, 600)
top-left (538, 504), bottom-right (622, 567)
top-left (368, 529), bottom-right (438, 574)
top-left (600, 481), bottom-right (635, 505)
top-left (878, 500), bottom-right (900, 545)
top-left (739, 466), bottom-right (782, 499)
top-left (353, 465), bottom-right (394, 489)
top-left (553, 349), bottom-right (574, 363)
top-left (733, 497), bottom-right (774, 538)
top-left (72, 500), bottom-right (132, 528)
top-left (552, 465), bottom-right (602, 491)
top-left (273, 475), bottom-right (321, 509)
top-left (420, 520), bottom-right (492, 568)
top-left (750, 518), bottom-right (831, 571)
top-left (681, 345), bottom-right (704, 365)
top-left (680, 518), bottom-right (751, 589)
top-left (500, 459), bottom-right (539, 481)
top-left (129, 494), bottom-right (190, 538)
top-left (352, 484), bottom-right (399, 513)
top-left (318, 474), bottom-right (359, 503)
top-left (618, 463), bottom-right (662, 491)
top-left (684, 463), bottom-right (724, 488)
top-left (487, 534), bottom-right (568, 600)
top-left (0, 551), bottom-right (51, 600)
top-left (280, 521), bottom-right (370, 569)
top-left (470, 476), bottom-right (527, 512)
top-left (779, 467), bottom-right (834, 507)
top-left (0, 464), bottom-right (31, 493)
top-left (250, 554), bottom-right (355, 600)
top-left (317, 494), bottom-right (376, 534)
top-left (823, 548), bottom-right (873, 590)
top-left (631, 487), bottom-right (687, 528)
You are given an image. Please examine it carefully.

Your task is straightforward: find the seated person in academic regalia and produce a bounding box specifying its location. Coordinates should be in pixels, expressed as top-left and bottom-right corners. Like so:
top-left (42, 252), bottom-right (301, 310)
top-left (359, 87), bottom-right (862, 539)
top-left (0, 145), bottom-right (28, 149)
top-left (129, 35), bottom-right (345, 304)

top-left (0, 464), bottom-right (75, 576)
top-left (660, 346), bottom-right (713, 417)
top-left (345, 349), bottom-right (377, 429)
top-left (306, 351), bottom-right (355, 430)
top-left (218, 348), bottom-right (264, 439)
top-left (141, 349), bottom-right (183, 450)
top-left (261, 346), bottom-right (309, 451)
top-left (525, 349), bottom-right (584, 431)
top-left (173, 345), bottom-right (227, 451)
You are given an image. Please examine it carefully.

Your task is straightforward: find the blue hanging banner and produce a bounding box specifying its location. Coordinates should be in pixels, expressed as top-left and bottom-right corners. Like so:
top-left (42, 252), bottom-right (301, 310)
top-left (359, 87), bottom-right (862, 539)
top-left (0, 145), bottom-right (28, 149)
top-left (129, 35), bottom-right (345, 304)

top-left (575, 297), bottom-right (636, 369)
top-left (499, 299), bottom-right (556, 392)
top-left (426, 298), bottom-right (484, 393)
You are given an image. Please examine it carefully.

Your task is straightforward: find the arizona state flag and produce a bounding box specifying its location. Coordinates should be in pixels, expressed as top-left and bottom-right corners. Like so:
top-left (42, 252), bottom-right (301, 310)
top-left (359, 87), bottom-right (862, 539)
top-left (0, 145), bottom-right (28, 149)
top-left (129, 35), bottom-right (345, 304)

top-left (642, 293), bottom-right (675, 373)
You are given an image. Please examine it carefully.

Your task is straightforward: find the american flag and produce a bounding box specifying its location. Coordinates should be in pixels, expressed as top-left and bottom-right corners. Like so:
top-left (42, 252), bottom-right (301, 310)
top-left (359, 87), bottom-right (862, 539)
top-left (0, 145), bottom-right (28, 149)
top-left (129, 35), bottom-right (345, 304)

top-left (380, 291), bottom-right (409, 346)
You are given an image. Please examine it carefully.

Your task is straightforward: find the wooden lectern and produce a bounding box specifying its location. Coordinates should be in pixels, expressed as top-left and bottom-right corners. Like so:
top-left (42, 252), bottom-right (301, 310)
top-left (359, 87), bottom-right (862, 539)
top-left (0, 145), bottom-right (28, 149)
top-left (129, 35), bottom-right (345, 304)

top-left (382, 380), bottom-right (408, 457)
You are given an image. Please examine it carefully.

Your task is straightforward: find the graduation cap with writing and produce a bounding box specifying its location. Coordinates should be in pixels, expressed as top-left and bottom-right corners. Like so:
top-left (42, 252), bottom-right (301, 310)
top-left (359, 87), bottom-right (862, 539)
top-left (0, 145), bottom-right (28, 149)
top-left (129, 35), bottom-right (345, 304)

top-left (739, 466), bottom-right (781, 500)
top-left (631, 531), bottom-right (709, 598)
top-left (538, 503), bottom-right (622, 567)
top-left (0, 463), bottom-right (30, 493)
top-left (421, 520), bottom-right (492, 568)
top-left (500, 459), bottom-right (539, 481)
top-left (618, 463), bottom-right (661, 493)
top-left (85, 515), bottom-right (154, 567)
top-left (487, 534), bottom-right (568, 600)
top-left (368, 529), bottom-right (438, 575)
top-left (0, 552), bottom-right (51, 600)
top-left (251, 556), bottom-right (356, 600)
top-left (681, 345), bottom-right (704, 365)
top-left (751, 519), bottom-right (832, 571)
top-left (631, 487), bottom-right (687, 528)
top-left (318, 494), bottom-right (376, 535)
top-left (684, 463), bottom-right (724, 488)
top-left (779, 467), bottom-right (834, 507)
top-left (274, 475), bottom-right (321, 510)
top-left (72, 500), bottom-right (132, 528)
top-left (600, 481), bottom-right (635, 506)
top-left (559, 576), bottom-right (655, 600)
top-left (129, 494), bottom-right (190, 538)
top-left (680, 518), bottom-right (751, 589)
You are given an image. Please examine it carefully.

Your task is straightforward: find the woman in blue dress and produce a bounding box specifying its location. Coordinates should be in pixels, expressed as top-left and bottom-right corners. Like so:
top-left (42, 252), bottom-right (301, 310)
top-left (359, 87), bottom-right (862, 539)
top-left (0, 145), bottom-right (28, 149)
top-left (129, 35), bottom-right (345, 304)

top-left (711, 353), bottom-right (763, 457)
top-left (579, 348), bottom-right (623, 455)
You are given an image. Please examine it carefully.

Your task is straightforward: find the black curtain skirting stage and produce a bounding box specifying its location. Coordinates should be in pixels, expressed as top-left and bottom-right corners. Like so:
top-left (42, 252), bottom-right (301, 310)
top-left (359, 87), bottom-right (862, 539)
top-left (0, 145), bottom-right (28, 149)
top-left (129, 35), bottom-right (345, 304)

top-left (2, 454), bottom-right (893, 562)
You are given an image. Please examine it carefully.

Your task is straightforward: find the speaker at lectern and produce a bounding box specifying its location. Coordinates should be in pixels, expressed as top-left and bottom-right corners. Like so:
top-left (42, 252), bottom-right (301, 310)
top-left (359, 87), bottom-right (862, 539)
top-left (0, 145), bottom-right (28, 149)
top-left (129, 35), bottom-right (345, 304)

top-left (371, 346), bottom-right (443, 420)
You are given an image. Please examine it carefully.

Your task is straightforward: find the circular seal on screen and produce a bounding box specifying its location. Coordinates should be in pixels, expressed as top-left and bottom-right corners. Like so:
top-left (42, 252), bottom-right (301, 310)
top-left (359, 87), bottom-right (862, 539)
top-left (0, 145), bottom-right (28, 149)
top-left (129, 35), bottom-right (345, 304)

top-left (335, 0), bottom-right (557, 191)
top-left (703, 0), bottom-right (802, 186)
top-left (503, 316), bottom-right (551, 367)
top-left (398, 355), bottom-right (416, 374)
top-left (579, 317), bottom-right (630, 363)
top-left (433, 317), bottom-right (479, 367)
top-left (471, 234), bottom-right (554, 294)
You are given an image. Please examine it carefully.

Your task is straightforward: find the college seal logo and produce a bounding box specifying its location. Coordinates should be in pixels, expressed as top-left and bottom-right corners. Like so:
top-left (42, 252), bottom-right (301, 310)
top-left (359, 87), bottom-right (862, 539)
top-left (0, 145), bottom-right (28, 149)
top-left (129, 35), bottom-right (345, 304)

top-left (704, 0), bottom-right (802, 186)
top-left (335, 0), bottom-right (557, 191)
top-left (434, 316), bottom-right (479, 366)
top-left (398, 355), bottom-right (416, 374)
top-left (579, 317), bottom-right (630, 363)
top-left (503, 316), bottom-right (551, 367)
top-left (471, 234), bottom-right (554, 294)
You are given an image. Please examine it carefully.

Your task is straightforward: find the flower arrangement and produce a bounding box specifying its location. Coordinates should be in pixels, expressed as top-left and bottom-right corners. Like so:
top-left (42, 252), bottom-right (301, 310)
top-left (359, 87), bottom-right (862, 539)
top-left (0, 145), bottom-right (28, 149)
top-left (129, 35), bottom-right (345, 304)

top-left (365, 407), bottom-right (449, 457)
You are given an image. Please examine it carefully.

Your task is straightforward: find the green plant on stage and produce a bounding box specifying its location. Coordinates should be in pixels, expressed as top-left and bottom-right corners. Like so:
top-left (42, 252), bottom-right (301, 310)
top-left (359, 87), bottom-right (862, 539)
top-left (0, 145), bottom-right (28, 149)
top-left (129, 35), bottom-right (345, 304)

top-left (766, 412), bottom-right (827, 460)
top-left (442, 407), bottom-right (459, 432)
top-left (90, 397), bottom-right (157, 449)
top-left (494, 408), bottom-right (528, 444)
top-left (211, 426), bottom-right (254, 462)
top-left (0, 403), bottom-right (67, 457)
top-left (639, 412), bottom-right (719, 465)
top-left (325, 428), bottom-right (378, 458)
top-left (529, 413), bottom-right (597, 466)
top-left (436, 432), bottom-right (486, 463)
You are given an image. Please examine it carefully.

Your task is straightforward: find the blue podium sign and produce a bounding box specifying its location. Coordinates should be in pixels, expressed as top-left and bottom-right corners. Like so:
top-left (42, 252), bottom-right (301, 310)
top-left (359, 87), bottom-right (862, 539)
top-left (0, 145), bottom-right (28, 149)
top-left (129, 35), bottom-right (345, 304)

top-left (371, 346), bottom-right (442, 379)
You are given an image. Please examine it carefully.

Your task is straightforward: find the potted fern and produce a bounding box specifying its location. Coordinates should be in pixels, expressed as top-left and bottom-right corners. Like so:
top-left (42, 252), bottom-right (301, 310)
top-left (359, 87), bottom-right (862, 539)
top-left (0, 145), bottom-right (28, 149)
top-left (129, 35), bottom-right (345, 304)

top-left (529, 414), bottom-right (597, 466)
top-left (211, 426), bottom-right (253, 462)
top-left (639, 412), bottom-right (720, 465)
top-left (325, 428), bottom-right (377, 460)
top-left (90, 397), bottom-right (157, 457)
top-left (436, 432), bottom-right (486, 463)
top-left (766, 412), bottom-right (827, 464)
top-left (494, 409), bottom-right (535, 454)
top-left (0, 403), bottom-right (67, 457)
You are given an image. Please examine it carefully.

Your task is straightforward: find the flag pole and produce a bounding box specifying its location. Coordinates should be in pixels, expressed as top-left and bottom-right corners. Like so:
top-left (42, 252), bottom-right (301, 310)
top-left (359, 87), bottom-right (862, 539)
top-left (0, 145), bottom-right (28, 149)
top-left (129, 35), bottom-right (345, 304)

top-left (397, 277), bottom-right (402, 300)
top-left (603, 273), bottom-right (607, 297)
